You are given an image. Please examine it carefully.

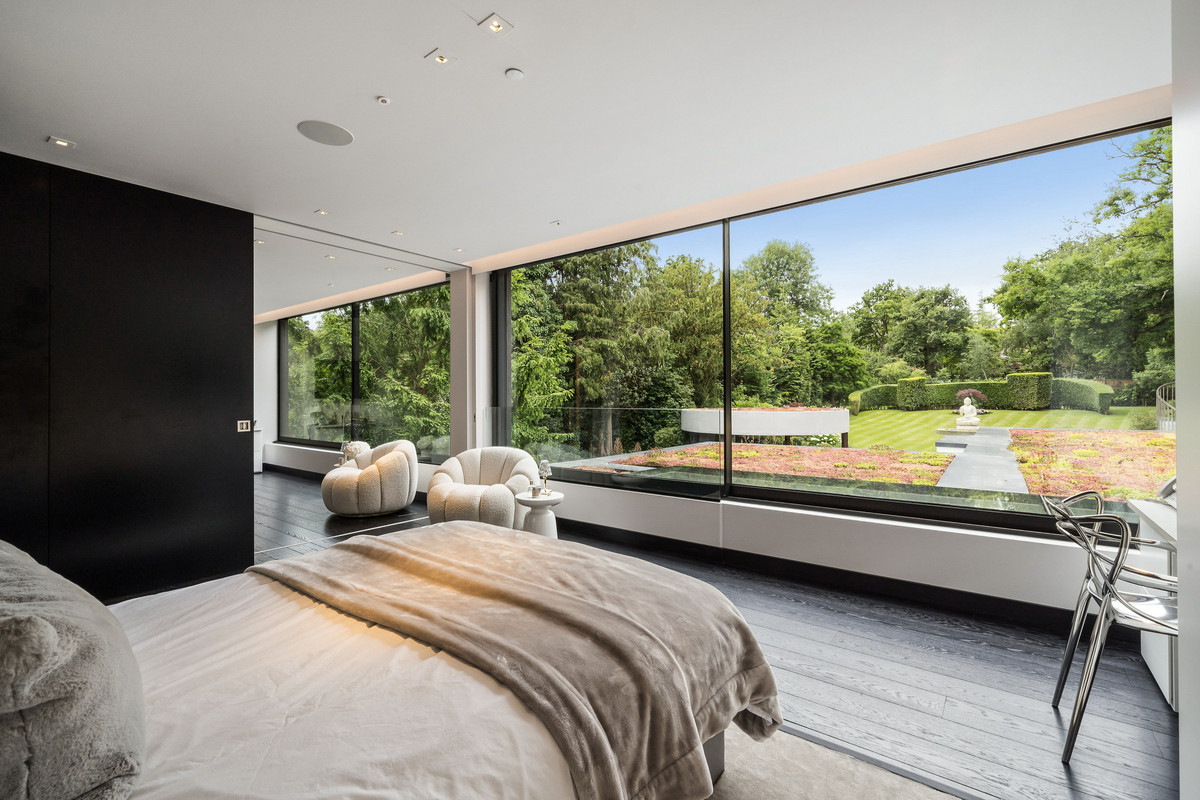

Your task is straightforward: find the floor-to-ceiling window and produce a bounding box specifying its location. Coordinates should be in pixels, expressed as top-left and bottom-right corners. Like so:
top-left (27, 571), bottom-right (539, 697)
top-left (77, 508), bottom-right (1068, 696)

top-left (496, 123), bottom-right (1174, 532)
top-left (279, 282), bottom-right (451, 461)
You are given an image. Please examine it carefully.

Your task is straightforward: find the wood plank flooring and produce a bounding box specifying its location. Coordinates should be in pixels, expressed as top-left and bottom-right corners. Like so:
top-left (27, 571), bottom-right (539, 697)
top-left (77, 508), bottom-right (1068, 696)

top-left (254, 470), bottom-right (1178, 800)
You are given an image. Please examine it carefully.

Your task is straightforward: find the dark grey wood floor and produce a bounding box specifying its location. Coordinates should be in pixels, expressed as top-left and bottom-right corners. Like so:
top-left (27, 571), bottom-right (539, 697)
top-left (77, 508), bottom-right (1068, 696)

top-left (254, 470), bottom-right (1178, 800)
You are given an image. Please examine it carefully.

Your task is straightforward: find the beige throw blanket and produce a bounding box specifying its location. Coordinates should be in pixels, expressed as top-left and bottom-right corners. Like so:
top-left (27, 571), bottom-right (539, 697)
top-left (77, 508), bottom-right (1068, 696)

top-left (248, 521), bottom-right (780, 800)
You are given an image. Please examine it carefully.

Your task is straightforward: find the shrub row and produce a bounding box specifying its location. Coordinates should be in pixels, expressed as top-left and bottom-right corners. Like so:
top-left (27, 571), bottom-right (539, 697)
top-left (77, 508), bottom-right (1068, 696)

top-left (849, 383), bottom-right (897, 415)
top-left (850, 373), bottom-right (1110, 414)
top-left (1050, 378), bottom-right (1114, 414)
top-left (1008, 372), bottom-right (1052, 410)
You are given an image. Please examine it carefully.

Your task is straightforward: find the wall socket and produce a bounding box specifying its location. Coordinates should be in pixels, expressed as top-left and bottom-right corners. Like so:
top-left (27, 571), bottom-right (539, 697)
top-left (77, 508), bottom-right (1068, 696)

top-left (236, 420), bottom-right (252, 432)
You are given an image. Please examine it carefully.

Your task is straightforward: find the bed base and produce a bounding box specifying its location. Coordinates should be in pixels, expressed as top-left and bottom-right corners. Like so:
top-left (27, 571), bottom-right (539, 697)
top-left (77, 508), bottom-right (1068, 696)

top-left (703, 730), bottom-right (725, 784)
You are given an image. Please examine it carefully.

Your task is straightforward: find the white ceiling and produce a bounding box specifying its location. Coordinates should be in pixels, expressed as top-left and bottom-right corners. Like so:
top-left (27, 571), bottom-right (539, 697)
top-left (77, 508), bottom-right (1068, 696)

top-left (0, 1), bottom-right (1172, 319)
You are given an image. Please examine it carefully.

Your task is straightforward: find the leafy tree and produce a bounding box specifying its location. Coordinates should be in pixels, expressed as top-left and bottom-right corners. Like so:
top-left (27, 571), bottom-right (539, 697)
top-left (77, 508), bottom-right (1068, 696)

top-left (885, 285), bottom-right (972, 377)
top-left (511, 265), bottom-right (573, 447)
top-left (992, 128), bottom-right (1173, 379)
top-left (645, 255), bottom-right (723, 408)
top-left (738, 240), bottom-right (832, 324)
top-left (848, 280), bottom-right (913, 352)
top-left (358, 285), bottom-right (451, 444)
top-left (807, 322), bottom-right (871, 404)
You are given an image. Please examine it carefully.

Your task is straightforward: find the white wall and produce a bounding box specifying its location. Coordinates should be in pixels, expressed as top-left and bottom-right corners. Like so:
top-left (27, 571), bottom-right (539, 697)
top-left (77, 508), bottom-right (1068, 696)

top-left (554, 488), bottom-right (1085, 609)
top-left (252, 322), bottom-right (278, 443)
top-left (1172, 1), bottom-right (1197, 794)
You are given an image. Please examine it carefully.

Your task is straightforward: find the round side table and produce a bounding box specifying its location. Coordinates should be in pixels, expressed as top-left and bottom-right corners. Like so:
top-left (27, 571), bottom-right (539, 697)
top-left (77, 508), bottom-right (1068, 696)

top-left (515, 490), bottom-right (564, 538)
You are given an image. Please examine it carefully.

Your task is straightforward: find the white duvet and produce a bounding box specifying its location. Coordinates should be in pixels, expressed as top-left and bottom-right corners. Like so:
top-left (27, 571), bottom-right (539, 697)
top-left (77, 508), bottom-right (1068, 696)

top-left (110, 572), bottom-right (576, 800)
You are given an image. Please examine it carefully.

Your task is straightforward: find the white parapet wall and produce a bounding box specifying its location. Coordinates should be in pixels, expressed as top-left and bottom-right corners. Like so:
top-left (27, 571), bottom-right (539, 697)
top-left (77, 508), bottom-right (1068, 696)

top-left (680, 407), bottom-right (851, 437)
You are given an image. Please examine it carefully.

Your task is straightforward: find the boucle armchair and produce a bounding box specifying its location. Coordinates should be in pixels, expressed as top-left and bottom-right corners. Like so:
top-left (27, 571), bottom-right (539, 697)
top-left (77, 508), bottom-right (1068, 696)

top-left (427, 447), bottom-right (539, 529)
top-left (321, 439), bottom-right (418, 517)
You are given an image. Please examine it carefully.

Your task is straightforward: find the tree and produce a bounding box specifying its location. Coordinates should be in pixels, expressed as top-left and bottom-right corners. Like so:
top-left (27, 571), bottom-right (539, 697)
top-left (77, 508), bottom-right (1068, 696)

top-left (807, 322), bottom-right (871, 404)
top-left (645, 255), bottom-right (724, 408)
top-left (511, 265), bottom-right (574, 448)
top-left (991, 128), bottom-right (1173, 380)
top-left (885, 285), bottom-right (972, 377)
top-left (848, 280), bottom-right (913, 352)
top-left (738, 240), bottom-right (833, 324)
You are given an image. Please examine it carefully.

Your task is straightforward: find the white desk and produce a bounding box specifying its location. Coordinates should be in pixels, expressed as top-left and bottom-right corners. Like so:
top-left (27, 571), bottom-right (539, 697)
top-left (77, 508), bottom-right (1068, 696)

top-left (1128, 498), bottom-right (1177, 710)
top-left (515, 490), bottom-right (564, 538)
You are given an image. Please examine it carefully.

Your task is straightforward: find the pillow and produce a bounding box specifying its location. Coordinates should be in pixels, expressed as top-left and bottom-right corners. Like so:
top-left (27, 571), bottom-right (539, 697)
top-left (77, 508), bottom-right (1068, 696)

top-left (0, 540), bottom-right (145, 800)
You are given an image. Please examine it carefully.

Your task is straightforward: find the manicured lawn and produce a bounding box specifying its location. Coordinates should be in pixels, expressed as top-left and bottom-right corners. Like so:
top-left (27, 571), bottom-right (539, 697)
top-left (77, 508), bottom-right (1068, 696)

top-left (849, 406), bottom-right (1155, 452)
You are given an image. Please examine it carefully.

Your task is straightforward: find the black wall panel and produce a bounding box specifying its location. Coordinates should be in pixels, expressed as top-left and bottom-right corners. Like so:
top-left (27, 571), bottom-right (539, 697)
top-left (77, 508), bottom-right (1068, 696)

top-left (0, 154), bottom-right (51, 561)
top-left (0, 150), bottom-right (252, 600)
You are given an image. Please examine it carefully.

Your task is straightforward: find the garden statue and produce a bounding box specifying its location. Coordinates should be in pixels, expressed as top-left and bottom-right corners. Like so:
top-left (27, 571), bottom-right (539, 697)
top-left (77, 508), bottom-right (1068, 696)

top-left (956, 397), bottom-right (981, 429)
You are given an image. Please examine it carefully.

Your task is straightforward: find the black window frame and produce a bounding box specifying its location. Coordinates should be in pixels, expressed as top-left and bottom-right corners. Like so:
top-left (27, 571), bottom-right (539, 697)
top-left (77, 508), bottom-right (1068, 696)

top-left (277, 280), bottom-right (451, 451)
top-left (491, 119), bottom-right (1172, 539)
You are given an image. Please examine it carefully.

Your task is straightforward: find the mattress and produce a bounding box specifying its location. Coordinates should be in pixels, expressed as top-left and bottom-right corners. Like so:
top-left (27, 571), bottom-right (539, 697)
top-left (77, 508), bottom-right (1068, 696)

top-left (110, 571), bottom-right (576, 800)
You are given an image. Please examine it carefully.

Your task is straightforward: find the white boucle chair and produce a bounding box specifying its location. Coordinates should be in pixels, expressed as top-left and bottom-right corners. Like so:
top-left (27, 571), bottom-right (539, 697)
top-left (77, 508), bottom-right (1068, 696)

top-left (321, 439), bottom-right (418, 517)
top-left (427, 447), bottom-right (540, 529)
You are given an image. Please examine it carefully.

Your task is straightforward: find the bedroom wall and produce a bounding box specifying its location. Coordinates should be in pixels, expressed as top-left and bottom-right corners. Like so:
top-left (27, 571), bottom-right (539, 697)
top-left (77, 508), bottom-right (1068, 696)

top-left (0, 151), bottom-right (253, 601)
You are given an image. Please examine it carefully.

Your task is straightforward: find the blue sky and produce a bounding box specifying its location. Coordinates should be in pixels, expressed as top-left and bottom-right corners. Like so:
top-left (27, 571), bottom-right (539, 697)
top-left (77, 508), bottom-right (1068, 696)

top-left (652, 131), bottom-right (1146, 312)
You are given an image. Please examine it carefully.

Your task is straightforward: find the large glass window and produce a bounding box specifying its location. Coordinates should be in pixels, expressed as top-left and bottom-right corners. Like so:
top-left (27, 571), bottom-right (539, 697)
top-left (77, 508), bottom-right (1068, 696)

top-left (727, 125), bottom-right (1174, 527)
top-left (503, 227), bottom-right (724, 498)
top-left (280, 283), bottom-right (451, 461)
top-left (498, 124), bottom-right (1174, 532)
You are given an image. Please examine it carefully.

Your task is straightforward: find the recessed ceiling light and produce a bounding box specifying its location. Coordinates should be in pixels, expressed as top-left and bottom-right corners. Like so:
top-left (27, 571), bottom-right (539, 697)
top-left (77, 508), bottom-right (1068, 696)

top-left (297, 120), bottom-right (354, 146)
top-left (453, 248), bottom-right (464, 252)
top-left (328, 283), bottom-right (335, 287)
top-left (254, 239), bottom-right (266, 244)
top-left (550, 220), bottom-right (562, 226)
top-left (480, 13), bottom-right (514, 35)
top-left (391, 230), bottom-right (404, 236)
top-left (384, 267), bottom-right (397, 272)
top-left (325, 254), bottom-right (336, 259)
top-left (46, 136), bottom-right (77, 149)
top-left (314, 209), bottom-right (329, 215)
top-left (424, 48), bottom-right (457, 66)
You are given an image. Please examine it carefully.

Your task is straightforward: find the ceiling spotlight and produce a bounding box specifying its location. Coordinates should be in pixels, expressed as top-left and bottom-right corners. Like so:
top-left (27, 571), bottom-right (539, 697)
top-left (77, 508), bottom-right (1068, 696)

top-left (550, 220), bottom-right (562, 226)
top-left (384, 267), bottom-right (397, 272)
top-left (46, 136), bottom-right (77, 149)
top-left (454, 248), bottom-right (464, 253)
top-left (424, 48), bottom-right (457, 66)
top-left (480, 13), bottom-right (513, 35)
top-left (377, 96), bottom-right (391, 105)
top-left (391, 230), bottom-right (404, 236)
top-left (254, 239), bottom-right (266, 245)
top-left (325, 254), bottom-right (336, 259)
top-left (314, 209), bottom-right (329, 215)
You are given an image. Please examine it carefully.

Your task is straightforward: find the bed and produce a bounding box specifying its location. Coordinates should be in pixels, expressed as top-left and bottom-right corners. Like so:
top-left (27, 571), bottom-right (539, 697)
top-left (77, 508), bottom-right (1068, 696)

top-left (1, 521), bottom-right (781, 800)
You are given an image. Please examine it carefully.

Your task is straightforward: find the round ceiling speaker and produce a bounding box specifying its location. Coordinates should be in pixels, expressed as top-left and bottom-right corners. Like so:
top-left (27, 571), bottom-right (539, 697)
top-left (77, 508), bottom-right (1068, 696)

top-left (297, 120), bottom-right (354, 146)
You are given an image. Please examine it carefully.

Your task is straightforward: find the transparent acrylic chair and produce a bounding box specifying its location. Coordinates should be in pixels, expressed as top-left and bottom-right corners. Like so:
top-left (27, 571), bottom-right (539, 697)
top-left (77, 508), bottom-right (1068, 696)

top-left (1042, 493), bottom-right (1178, 763)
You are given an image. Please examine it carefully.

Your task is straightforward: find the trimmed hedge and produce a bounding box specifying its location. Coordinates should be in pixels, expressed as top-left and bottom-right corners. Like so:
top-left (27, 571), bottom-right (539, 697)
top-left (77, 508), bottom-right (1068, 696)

top-left (1051, 378), bottom-right (1113, 414)
top-left (1008, 372), bottom-right (1052, 410)
top-left (922, 380), bottom-right (1013, 409)
top-left (896, 377), bottom-right (927, 411)
top-left (852, 375), bottom-right (1111, 414)
top-left (849, 384), bottom-right (897, 415)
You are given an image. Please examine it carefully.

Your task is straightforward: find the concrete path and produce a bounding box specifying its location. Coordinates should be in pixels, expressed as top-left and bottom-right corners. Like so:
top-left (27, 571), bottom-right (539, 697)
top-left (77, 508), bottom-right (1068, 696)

top-left (935, 426), bottom-right (1029, 493)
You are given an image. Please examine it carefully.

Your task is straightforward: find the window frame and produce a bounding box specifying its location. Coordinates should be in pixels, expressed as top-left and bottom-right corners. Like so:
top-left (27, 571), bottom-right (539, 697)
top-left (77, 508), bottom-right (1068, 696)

top-left (276, 280), bottom-right (451, 451)
top-left (492, 119), bottom-right (1172, 539)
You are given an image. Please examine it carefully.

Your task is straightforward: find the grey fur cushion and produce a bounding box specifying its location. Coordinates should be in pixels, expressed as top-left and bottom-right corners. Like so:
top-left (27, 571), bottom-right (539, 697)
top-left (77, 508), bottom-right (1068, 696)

top-left (0, 540), bottom-right (144, 799)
